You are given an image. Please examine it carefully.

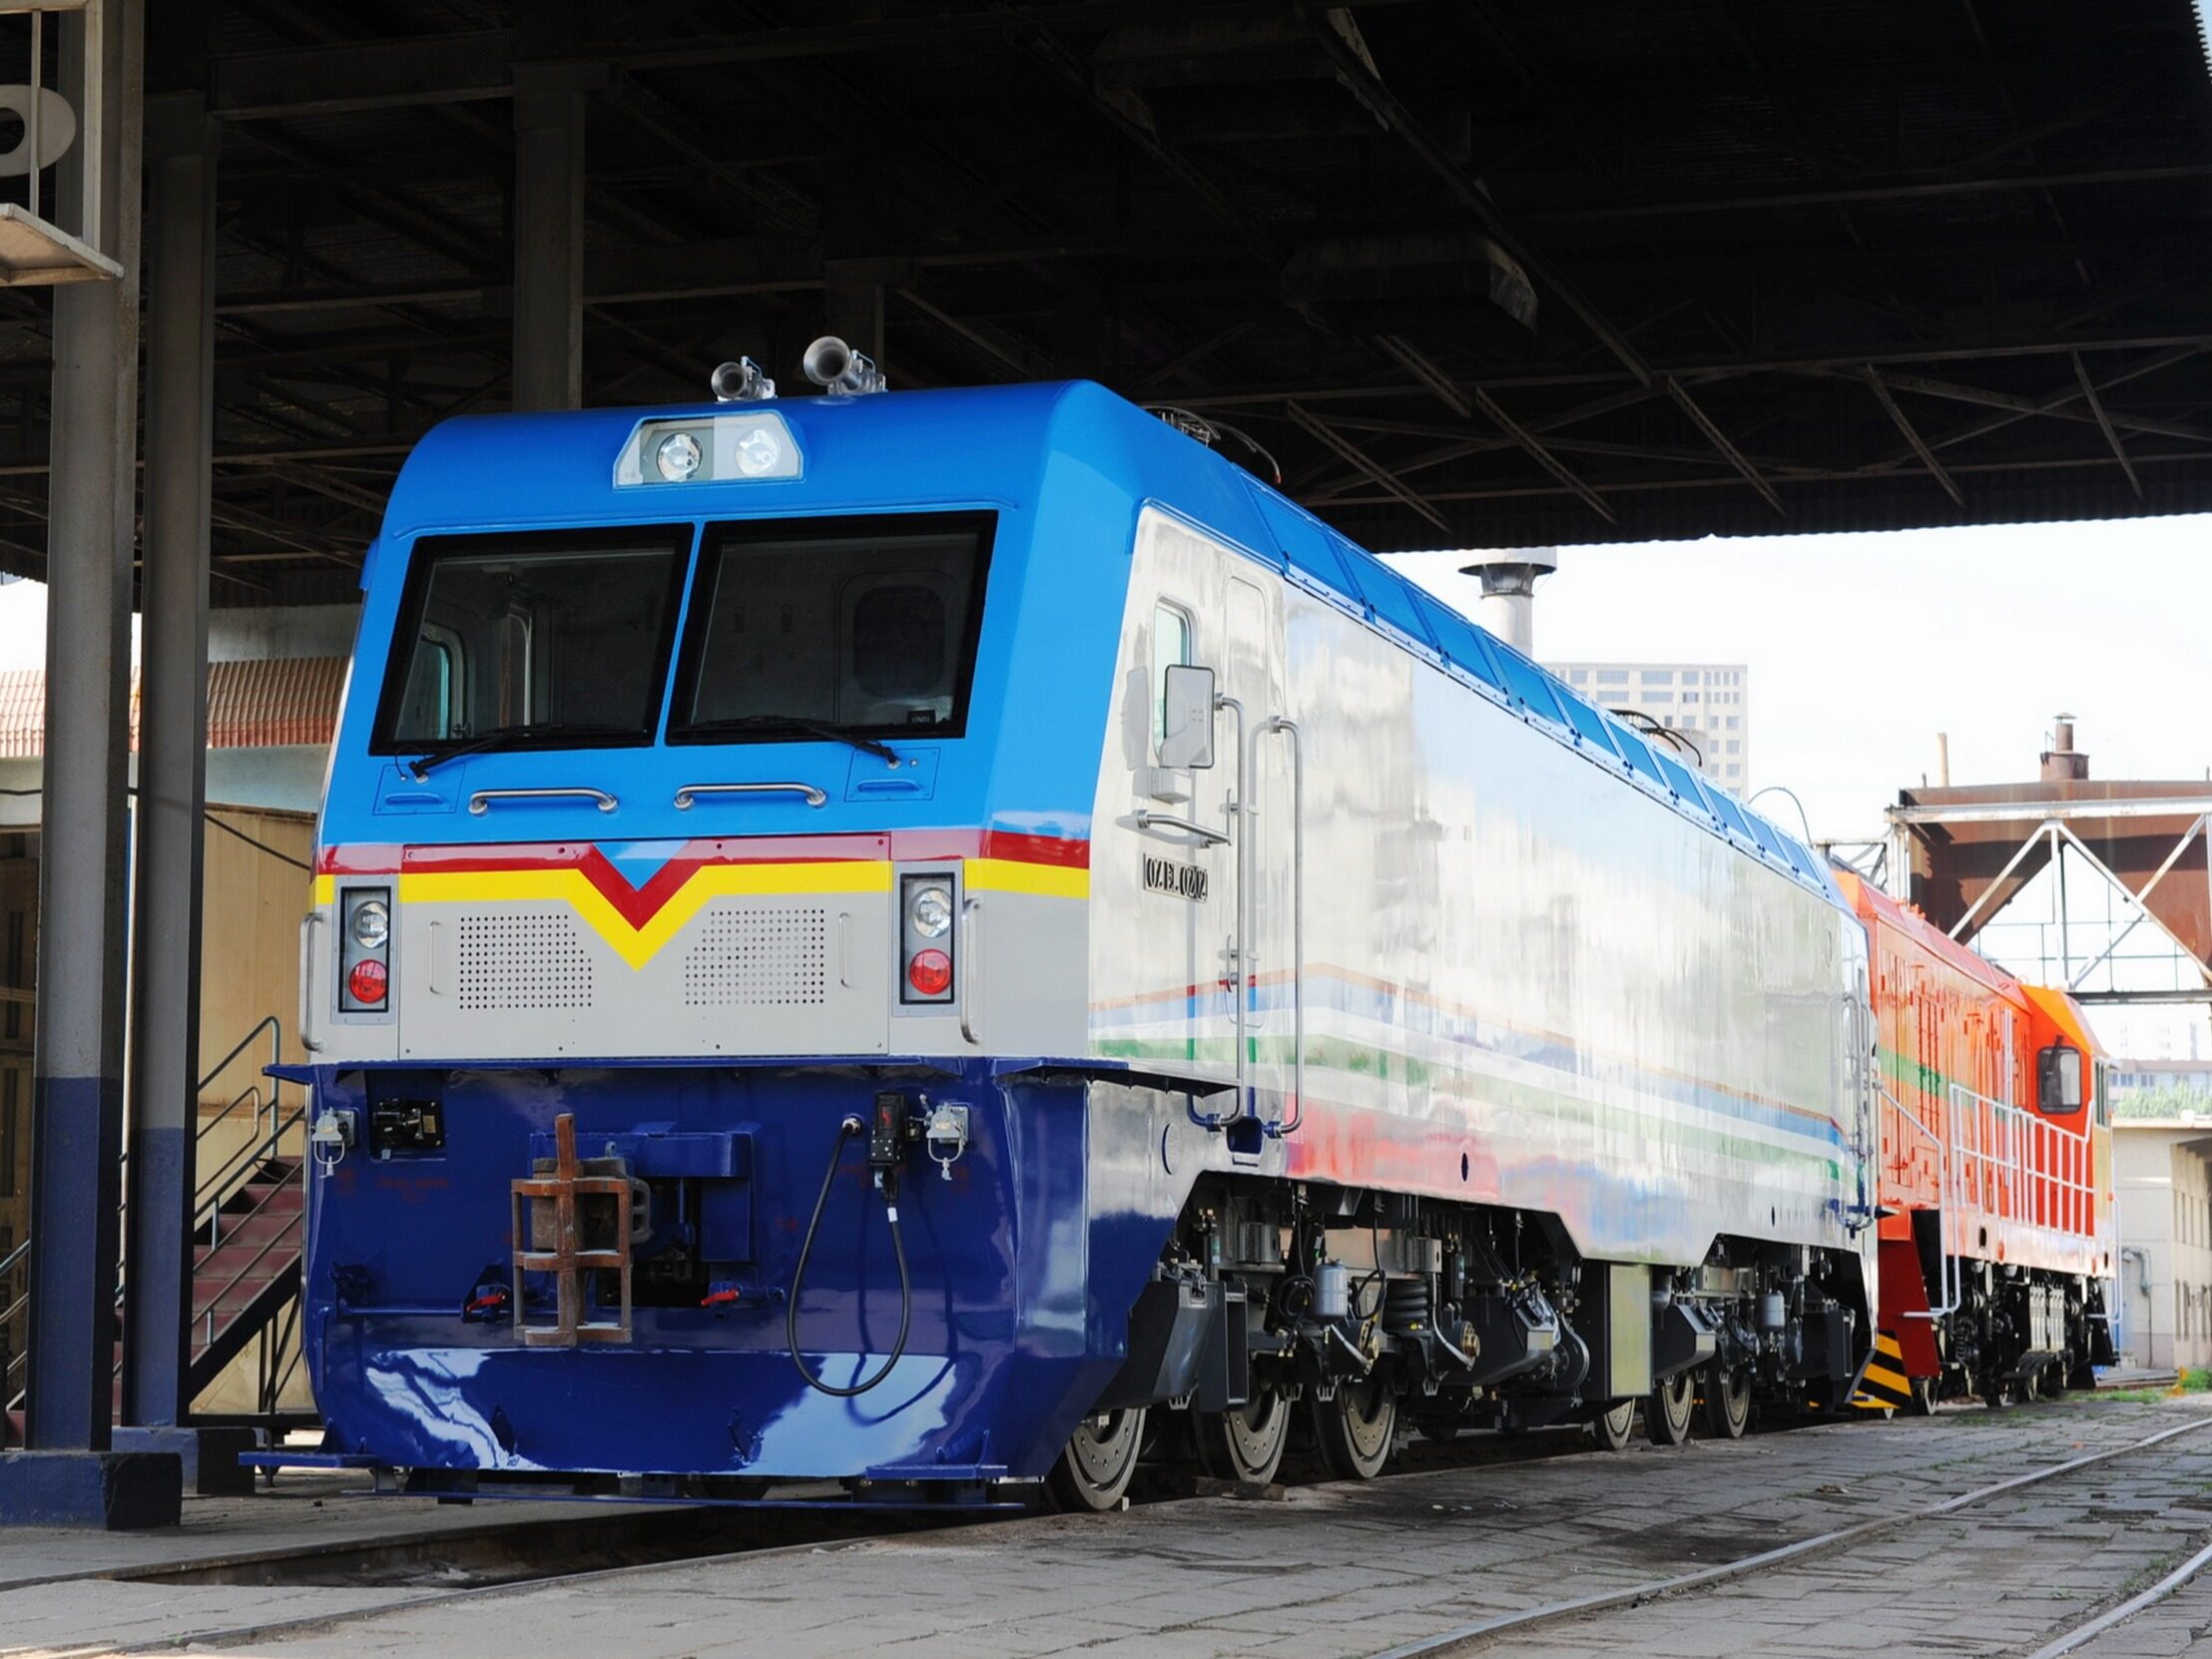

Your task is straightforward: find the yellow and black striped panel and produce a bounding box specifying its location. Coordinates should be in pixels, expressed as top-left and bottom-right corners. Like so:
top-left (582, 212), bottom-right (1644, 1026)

top-left (1853, 1331), bottom-right (1915, 1410)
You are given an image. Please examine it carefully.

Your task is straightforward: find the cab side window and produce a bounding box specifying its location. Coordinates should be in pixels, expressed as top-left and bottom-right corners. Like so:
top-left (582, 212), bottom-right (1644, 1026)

top-left (1151, 602), bottom-right (1193, 760)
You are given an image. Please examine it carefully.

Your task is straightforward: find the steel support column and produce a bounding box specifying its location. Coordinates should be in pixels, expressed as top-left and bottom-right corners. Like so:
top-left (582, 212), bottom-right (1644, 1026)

top-left (122, 91), bottom-right (216, 1436)
top-left (19, 0), bottom-right (144, 1459)
top-left (510, 52), bottom-right (586, 411)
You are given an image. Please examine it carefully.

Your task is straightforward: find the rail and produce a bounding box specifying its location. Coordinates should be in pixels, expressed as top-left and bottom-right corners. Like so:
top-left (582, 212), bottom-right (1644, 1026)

top-left (2, 1014), bottom-right (302, 1408)
top-left (1880, 1085), bottom-right (1958, 1318)
top-left (1947, 1082), bottom-right (2100, 1244)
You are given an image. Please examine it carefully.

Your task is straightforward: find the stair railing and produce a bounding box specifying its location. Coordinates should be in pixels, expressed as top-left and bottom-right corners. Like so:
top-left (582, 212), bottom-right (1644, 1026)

top-left (5, 1015), bottom-right (298, 1414)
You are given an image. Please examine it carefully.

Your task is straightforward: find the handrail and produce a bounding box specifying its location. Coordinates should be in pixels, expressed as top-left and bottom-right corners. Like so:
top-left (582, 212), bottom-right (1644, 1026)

top-left (199, 1013), bottom-right (280, 1099)
top-left (471, 786), bottom-right (617, 815)
top-left (1265, 715), bottom-right (1305, 1137)
top-left (673, 781), bottom-right (826, 810)
top-left (193, 1088), bottom-right (285, 1238)
top-left (1187, 693), bottom-right (1249, 1129)
top-left (958, 895), bottom-right (982, 1046)
top-left (186, 1151), bottom-right (309, 1345)
top-left (1947, 1081), bottom-right (2099, 1246)
top-left (1133, 810), bottom-right (1231, 847)
top-left (1882, 1084), bottom-right (1958, 1319)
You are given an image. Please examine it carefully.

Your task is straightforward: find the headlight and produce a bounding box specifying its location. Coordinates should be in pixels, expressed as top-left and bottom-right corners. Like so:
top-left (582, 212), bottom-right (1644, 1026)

top-left (734, 424), bottom-right (784, 476)
top-left (656, 430), bottom-right (703, 480)
top-left (349, 897), bottom-right (391, 951)
top-left (908, 884), bottom-right (953, 939)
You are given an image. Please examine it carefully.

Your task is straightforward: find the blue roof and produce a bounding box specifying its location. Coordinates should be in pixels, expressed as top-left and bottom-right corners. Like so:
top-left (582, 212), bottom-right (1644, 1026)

top-left (359, 378), bottom-right (1835, 900)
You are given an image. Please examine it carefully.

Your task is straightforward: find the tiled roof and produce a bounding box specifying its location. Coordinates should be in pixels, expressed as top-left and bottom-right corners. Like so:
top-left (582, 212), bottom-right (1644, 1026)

top-left (0, 656), bottom-right (344, 760)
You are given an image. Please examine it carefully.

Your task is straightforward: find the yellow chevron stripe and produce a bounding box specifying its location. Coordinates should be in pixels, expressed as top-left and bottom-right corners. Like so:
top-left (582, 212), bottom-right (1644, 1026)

top-left (1863, 1362), bottom-right (1912, 1394)
top-left (397, 861), bottom-right (892, 970)
top-left (963, 855), bottom-right (1090, 899)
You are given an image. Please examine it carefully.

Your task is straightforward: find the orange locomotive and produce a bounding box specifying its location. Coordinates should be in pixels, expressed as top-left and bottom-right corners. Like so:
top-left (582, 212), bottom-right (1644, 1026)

top-left (1835, 871), bottom-right (2117, 1410)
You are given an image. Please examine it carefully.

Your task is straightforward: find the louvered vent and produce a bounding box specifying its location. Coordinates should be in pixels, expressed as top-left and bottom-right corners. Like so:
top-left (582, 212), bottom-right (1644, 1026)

top-left (685, 907), bottom-right (829, 1006)
top-left (456, 914), bottom-right (593, 1010)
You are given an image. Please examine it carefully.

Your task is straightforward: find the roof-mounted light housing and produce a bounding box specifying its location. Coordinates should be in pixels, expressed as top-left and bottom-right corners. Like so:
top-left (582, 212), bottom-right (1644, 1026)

top-left (614, 410), bottom-right (803, 486)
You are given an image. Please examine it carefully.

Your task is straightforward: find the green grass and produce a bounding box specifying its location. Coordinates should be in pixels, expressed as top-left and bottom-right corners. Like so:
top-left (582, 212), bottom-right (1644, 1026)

top-left (2089, 1368), bottom-right (2212, 1403)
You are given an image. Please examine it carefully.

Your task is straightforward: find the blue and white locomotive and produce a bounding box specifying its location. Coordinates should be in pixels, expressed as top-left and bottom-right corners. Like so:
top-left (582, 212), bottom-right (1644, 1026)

top-left (290, 350), bottom-right (1876, 1507)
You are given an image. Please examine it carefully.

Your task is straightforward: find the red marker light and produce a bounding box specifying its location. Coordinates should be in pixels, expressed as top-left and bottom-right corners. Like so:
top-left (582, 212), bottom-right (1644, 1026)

top-left (347, 957), bottom-right (389, 1005)
top-left (906, 948), bottom-right (952, 996)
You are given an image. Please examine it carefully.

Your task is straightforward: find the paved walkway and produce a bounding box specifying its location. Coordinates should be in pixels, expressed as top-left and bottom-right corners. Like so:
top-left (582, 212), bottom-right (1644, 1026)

top-left (7, 1398), bottom-right (2211, 1658)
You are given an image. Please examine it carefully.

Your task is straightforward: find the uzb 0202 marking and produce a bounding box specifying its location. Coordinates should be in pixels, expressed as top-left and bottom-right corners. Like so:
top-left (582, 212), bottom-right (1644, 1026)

top-left (1143, 854), bottom-right (1209, 903)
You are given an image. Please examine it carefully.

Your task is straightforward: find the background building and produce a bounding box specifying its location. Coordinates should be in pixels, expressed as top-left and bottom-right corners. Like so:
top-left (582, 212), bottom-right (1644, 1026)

top-left (2115, 1114), bottom-right (2212, 1373)
top-left (1546, 662), bottom-right (1751, 790)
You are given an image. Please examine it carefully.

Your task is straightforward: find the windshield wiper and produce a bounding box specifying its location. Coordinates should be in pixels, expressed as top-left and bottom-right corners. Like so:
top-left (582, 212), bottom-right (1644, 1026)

top-left (685, 714), bottom-right (901, 765)
top-left (405, 722), bottom-right (639, 780)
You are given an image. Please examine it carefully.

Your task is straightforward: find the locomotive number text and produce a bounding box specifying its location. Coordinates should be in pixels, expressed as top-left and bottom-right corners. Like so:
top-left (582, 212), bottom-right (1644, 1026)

top-left (1142, 855), bottom-right (1210, 903)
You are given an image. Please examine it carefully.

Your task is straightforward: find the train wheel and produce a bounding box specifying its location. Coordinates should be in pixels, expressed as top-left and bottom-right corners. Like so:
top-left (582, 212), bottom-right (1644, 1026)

top-left (1907, 1377), bottom-right (1937, 1416)
top-left (1646, 1373), bottom-right (1695, 1446)
top-left (1192, 1388), bottom-right (1292, 1486)
top-left (1046, 1406), bottom-right (1147, 1512)
top-left (1592, 1399), bottom-right (1637, 1452)
top-left (1313, 1379), bottom-right (1397, 1480)
top-left (1702, 1367), bottom-right (1752, 1439)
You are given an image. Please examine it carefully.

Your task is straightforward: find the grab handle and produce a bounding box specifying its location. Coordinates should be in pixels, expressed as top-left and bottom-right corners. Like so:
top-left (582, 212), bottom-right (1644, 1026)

top-left (469, 787), bottom-right (617, 815)
top-left (675, 782), bottom-right (827, 810)
top-left (1134, 810), bottom-right (1230, 847)
top-left (297, 911), bottom-right (324, 1053)
top-left (958, 896), bottom-right (982, 1046)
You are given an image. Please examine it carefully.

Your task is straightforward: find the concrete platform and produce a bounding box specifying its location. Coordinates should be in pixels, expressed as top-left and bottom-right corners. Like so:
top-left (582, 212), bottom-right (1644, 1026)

top-left (7, 1397), bottom-right (2212, 1659)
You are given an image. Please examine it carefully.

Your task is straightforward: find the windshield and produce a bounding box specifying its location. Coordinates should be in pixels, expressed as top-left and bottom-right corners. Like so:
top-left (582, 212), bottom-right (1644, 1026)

top-left (374, 525), bottom-right (690, 752)
top-left (670, 511), bottom-right (993, 744)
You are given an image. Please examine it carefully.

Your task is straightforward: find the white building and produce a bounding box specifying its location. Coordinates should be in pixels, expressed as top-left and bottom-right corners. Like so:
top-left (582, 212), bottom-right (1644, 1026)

top-left (1545, 661), bottom-right (1750, 790)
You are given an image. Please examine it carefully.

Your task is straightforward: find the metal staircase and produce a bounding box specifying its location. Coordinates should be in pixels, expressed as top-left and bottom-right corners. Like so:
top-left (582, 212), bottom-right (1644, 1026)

top-left (1, 1017), bottom-right (307, 1445)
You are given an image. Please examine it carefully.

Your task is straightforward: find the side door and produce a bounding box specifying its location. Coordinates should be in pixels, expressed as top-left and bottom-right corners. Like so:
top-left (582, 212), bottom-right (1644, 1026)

top-left (1124, 514), bottom-right (1237, 1093)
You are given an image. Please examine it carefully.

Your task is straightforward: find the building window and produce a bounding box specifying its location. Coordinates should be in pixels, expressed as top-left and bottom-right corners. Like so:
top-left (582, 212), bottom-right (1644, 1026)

top-left (1641, 670), bottom-right (1674, 685)
top-left (1568, 669), bottom-right (1588, 684)
top-left (1683, 691), bottom-right (1700, 704)
top-left (1596, 669), bottom-right (1628, 686)
top-left (1642, 691), bottom-right (1674, 705)
top-left (1726, 716), bottom-right (1740, 731)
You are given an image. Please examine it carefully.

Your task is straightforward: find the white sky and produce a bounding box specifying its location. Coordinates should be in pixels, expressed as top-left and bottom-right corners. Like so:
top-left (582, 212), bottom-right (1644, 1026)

top-left (1385, 512), bottom-right (2212, 845)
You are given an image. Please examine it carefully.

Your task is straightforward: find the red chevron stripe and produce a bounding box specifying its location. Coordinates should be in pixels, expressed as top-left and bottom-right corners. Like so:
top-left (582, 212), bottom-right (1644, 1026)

top-left (317, 829), bottom-right (1092, 924)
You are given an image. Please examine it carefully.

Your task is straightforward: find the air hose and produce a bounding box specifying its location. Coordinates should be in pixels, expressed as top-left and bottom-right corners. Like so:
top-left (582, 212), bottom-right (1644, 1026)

top-left (788, 1115), bottom-right (912, 1397)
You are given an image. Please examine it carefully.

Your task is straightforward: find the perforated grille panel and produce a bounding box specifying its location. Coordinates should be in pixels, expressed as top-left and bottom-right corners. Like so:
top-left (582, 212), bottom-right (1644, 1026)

top-left (456, 914), bottom-right (594, 1010)
top-left (685, 907), bottom-right (829, 1006)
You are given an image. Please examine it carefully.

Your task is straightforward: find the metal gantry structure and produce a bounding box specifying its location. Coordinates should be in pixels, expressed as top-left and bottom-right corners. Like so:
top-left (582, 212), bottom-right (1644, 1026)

top-left (0, 0), bottom-right (2206, 1525)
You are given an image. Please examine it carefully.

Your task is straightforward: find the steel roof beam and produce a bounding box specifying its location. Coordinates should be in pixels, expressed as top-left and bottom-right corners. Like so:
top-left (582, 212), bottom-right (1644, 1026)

top-left (1524, 162), bottom-right (2212, 222)
top-left (1285, 399), bottom-right (1447, 530)
top-left (1833, 361), bottom-right (2212, 449)
top-left (212, 30), bottom-right (516, 121)
top-left (1863, 367), bottom-right (1964, 507)
top-left (2072, 350), bottom-right (2145, 500)
top-left (1468, 388), bottom-right (1616, 524)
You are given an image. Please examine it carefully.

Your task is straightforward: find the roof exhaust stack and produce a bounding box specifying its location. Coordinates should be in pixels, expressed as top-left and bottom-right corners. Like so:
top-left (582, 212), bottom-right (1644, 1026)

top-left (2041, 713), bottom-right (2089, 784)
top-left (802, 335), bottom-right (886, 396)
top-left (1456, 548), bottom-right (1559, 656)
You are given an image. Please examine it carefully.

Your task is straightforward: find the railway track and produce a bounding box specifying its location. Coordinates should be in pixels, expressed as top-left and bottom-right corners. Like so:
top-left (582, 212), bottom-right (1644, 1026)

top-left (1365, 1411), bottom-right (2212, 1659)
top-left (35, 1405), bottom-right (2207, 1657)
